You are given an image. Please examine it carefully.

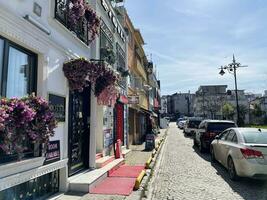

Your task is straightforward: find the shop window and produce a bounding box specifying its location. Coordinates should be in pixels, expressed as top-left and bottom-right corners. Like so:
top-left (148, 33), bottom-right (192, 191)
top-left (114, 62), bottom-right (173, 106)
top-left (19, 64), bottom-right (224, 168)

top-left (0, 170), bottom-right (59, 200)
top-left (0, 36), bottom-right (37, 164)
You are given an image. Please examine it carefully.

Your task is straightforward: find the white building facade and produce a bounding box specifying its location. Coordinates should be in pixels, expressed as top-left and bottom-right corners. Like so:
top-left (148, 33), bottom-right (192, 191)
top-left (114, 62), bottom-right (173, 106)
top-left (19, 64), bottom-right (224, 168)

top-left (0, 0), bottom-right (128, 199)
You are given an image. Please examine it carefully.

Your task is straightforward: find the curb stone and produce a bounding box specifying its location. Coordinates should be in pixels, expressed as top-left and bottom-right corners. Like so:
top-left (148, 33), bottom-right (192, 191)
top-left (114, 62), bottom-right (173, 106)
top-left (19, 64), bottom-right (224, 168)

top-left (134, 128), bottom-right (169, 200)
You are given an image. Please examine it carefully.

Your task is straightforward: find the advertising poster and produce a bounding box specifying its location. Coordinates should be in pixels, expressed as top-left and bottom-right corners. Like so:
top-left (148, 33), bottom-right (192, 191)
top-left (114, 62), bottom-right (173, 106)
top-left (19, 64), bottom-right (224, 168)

top-left (103, 106), bottom-right (114, 155)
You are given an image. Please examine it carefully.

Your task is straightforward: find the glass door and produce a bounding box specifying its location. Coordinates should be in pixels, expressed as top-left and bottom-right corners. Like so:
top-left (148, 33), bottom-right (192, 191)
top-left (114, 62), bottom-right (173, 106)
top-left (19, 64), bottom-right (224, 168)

top-left (68, 87), bottom-right (90, 176)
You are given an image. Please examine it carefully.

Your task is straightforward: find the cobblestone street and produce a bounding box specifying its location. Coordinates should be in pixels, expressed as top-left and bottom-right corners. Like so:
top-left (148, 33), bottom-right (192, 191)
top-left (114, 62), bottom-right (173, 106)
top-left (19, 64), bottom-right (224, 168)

top-left (148, 123), bottom-right (267, 200)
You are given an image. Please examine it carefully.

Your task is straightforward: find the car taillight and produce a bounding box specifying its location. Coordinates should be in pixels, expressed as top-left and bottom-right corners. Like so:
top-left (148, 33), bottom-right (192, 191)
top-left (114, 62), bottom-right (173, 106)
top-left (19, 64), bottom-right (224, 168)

top-left (240, 148), bottom-right (264, 159)
top-left (203, 132), bottom-right (216, 139)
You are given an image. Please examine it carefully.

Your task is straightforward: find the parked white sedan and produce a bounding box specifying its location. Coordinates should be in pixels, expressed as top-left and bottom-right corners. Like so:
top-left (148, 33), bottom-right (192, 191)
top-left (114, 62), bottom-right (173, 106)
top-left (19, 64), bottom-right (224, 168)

top-left (210, 128), bottom-right (267, 180)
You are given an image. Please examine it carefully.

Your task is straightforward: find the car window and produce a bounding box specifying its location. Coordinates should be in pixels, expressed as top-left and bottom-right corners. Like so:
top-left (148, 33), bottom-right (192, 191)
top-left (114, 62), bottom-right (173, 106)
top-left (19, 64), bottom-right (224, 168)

top-left (207, 122), bottom-right (236, 132)
top-left (220, 130), bottom-right (229, 140)
top-left (199, 122), bottom-right (205, 129)
top-left (232, 134), bottom-right (238, 143)
top-left (188, 120), bottom-right (202, 128)
top-left (226, 130), bottom-right (236, 142)
top-left (241, 129), bottom-right (267, 144)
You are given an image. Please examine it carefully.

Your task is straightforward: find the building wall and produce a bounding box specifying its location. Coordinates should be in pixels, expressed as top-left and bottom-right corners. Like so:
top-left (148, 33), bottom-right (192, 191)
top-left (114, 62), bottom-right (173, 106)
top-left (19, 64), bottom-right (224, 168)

top-left (0, 0), bottom-right (127, 196)
top-left (193, 85), bottom-right (227, 119)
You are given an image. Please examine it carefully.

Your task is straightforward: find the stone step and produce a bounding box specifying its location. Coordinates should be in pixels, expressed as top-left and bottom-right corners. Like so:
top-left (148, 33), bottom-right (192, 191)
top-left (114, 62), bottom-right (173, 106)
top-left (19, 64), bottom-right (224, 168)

top-left (96, 156), bottom-right (115, 169)
top-left (95, 153), bottom-right (103, 160)
top-left (68, 158), bottom-right (124, 193)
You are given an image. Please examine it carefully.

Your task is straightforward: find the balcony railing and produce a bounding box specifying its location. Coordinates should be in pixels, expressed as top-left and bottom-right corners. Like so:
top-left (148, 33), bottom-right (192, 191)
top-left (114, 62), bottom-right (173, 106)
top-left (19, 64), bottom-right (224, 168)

top-left (55, 0), bottom-right (89, 45)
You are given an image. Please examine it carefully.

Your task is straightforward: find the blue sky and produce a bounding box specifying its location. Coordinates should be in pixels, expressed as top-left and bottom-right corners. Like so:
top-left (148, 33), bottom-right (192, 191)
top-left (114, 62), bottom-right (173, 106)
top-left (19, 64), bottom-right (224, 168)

top-left (125, 0), bottom-right (267, 95)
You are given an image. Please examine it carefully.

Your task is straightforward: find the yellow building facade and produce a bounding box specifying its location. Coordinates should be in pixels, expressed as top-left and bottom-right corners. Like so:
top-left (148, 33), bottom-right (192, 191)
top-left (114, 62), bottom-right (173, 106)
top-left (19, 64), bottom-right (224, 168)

top-left (125, 13), bottom-right (150, 145)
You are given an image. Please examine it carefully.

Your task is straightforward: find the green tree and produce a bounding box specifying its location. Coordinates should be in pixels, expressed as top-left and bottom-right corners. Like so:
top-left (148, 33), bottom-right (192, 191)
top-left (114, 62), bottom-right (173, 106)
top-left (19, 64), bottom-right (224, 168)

top-left (238, 104), bottom-right (248, 126)
top-left (222, 103), bottom-right (235, 120)
top-left (252, 103), bottom-right (264, 117)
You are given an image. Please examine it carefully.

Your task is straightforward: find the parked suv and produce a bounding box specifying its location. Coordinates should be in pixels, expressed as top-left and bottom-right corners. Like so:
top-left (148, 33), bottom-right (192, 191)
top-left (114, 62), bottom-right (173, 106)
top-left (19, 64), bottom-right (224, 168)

top-left (184, 118), bottom-right (202, 136)
top-left (194, 120), bottom-right (237, 152)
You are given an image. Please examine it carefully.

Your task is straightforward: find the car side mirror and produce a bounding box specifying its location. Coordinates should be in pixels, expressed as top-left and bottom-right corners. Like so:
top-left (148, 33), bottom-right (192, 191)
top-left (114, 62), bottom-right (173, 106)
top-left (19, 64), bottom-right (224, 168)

top-left (215, 135), bottom-right (219, 140)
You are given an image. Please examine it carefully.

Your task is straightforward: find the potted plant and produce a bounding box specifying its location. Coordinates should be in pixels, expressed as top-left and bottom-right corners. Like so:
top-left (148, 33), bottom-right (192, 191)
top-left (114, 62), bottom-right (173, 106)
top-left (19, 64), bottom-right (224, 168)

top-left (0, 95), bottom-right (57, 162)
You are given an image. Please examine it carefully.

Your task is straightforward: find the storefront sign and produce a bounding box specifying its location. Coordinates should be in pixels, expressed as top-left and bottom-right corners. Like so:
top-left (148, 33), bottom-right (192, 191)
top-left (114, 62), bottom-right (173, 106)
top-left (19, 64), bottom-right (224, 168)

top-left (44, 140), bottom-right (60, 165)
top-left (128, 95), bottom-right (139, 104)
top-left (48, 93), bottom-right (66, 122)
top-left (101, 0), bottom-right (126, 42)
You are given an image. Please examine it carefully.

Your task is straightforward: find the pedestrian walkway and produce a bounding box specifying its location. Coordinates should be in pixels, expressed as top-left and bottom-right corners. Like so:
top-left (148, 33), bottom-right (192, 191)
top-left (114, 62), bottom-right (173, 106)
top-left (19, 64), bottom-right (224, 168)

top-left (90, 165), bottom-right (145, 196)
top-left (54, 129), bottom-right (167, 200)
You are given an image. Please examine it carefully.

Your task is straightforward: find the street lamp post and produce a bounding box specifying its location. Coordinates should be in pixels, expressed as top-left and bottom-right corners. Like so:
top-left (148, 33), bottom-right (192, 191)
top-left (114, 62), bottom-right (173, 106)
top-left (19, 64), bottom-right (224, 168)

top-left (219, 54), bottom-right (247, 126)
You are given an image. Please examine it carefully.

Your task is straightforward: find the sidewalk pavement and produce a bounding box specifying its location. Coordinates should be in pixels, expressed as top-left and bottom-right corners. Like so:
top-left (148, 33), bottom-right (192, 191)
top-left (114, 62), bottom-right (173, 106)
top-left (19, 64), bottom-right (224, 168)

top-left (54, 129), bottom-right (167, 200)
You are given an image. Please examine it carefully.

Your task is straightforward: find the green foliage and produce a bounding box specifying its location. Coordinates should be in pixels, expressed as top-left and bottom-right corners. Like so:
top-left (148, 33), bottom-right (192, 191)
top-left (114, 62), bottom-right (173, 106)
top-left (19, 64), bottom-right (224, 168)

top-left (252, 103), bottom-right (264, 117)
top-left (238, 104), bottom-right (248, 126)
top-left (222, 103), bottom-right (235, 120)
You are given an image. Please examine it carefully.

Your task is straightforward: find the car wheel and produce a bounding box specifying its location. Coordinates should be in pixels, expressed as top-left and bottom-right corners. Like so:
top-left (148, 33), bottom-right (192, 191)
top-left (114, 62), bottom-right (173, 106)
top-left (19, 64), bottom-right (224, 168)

top-left (210, 146), bottom-right (216, 162)
top-left (193, 138), bottom-right (197, 146)
top-left (228, 157), bottom-right (238, 181)
top-left (199, 139), bottom-right (205, 153)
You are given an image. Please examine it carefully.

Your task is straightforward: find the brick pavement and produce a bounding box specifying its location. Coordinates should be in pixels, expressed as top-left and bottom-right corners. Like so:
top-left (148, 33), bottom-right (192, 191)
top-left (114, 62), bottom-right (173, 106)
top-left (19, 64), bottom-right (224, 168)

top-left (147, 123), bottom-right (267, 200)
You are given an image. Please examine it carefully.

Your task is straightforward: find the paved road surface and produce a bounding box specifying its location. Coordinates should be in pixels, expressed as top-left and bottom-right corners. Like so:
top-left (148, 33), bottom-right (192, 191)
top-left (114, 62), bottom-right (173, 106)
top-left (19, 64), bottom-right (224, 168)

top-left (148, 123), bottom-right (267, 200)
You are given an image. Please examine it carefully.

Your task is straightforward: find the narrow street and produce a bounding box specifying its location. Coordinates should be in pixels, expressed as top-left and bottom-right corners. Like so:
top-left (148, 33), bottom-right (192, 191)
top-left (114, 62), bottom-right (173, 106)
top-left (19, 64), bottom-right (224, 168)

top-left (148, 123), bottom-right (267, 200)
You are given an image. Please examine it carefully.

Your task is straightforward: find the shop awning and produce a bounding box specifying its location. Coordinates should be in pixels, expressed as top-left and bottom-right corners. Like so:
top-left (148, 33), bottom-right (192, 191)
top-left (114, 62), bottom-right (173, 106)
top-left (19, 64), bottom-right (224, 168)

top-left (118, 95), bottom-right (128, 104)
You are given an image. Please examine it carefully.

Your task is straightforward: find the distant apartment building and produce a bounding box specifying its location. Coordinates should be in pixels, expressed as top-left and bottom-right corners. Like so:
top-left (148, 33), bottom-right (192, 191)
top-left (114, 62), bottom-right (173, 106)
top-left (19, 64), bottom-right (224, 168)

top-left (161, 92), bottom-right (195, 119)
top-left (193, 85), bottom-right (227, 119)
top-left (161, 95), bottom-right (168, 115)
top-left (245, 92), bottom-right (262, 102)
top-left (226, 90), bottom-right (249, 124)
top-left (250, 96), bottom-right (267, 124)
top-left (170, 92), bottom-right (195, 117)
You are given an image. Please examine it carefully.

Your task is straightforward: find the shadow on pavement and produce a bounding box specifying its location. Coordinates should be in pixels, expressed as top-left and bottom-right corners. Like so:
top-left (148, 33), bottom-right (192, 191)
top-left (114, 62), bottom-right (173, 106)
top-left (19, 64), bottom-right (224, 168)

top-left (192, 143), bottom-right (267, 200)
top-left (211, 161), bottom-right (267, 200)
top-left (192, 144), bottom-right (211, 162)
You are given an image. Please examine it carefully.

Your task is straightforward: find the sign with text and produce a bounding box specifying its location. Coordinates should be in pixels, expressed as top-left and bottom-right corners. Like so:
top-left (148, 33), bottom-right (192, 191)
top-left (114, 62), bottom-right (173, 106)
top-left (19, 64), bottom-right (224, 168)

top-left (48, 93), bottom-right (66, 122)
top-left (128, 95), bottom-right (139, 104)
top-left (44, 140), bottom-right (60, 165)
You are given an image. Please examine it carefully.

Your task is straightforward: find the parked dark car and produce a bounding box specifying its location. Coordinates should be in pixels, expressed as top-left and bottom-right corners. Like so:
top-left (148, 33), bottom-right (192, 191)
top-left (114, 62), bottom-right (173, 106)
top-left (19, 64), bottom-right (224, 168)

top-left (184, 118), bottom-right (202, 136)
top-left (194, 120), bottom-right (237, 152)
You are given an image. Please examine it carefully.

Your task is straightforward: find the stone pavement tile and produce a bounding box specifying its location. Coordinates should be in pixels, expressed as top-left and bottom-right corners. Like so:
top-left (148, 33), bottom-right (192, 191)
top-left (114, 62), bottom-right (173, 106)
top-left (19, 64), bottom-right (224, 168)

top-left (125, 128), bottom-right (167, 166)
top-left (55, 192), bottom-right (86, 200)
top-left (148, 123), bottom-right (267, 200)
top-left (81, 193), bottom-right (126, 200)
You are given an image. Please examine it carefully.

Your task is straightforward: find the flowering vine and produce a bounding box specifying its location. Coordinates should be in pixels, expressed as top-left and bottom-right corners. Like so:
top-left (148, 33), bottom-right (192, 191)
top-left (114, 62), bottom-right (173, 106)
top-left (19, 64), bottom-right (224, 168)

top-left (97, 85), bottom-right (119, 106)
top-left (63, 58), bottom-right (119, 105)
top-left (68, 0), bottom-right (100, 42)
top-left (0, 95), bottom-right (57, 159)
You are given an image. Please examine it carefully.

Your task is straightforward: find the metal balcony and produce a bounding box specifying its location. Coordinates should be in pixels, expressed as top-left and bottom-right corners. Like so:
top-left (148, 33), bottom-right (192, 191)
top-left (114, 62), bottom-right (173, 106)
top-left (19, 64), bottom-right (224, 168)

top-left (55, 0), bottom-right (90, 45)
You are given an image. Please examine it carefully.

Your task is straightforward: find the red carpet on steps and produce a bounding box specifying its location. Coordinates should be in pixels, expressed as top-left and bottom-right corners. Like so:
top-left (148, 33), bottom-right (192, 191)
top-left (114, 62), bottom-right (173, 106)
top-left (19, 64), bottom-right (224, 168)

top-left (90, 177), bottom-right (136, 196)
top-left (90, 165), bottom-right (145, 196)
top-left (109, 165), bottom-right (145, 178)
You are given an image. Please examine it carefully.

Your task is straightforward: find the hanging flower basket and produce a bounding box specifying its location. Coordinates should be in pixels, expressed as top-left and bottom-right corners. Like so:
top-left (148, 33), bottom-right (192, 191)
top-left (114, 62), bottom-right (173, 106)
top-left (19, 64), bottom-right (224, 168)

top-left (0, 95), bottom-right (57, 160)
top-left (63, 58), bottom-right (119, 105)
top-left (97, 85), bottom-right (119, 106)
